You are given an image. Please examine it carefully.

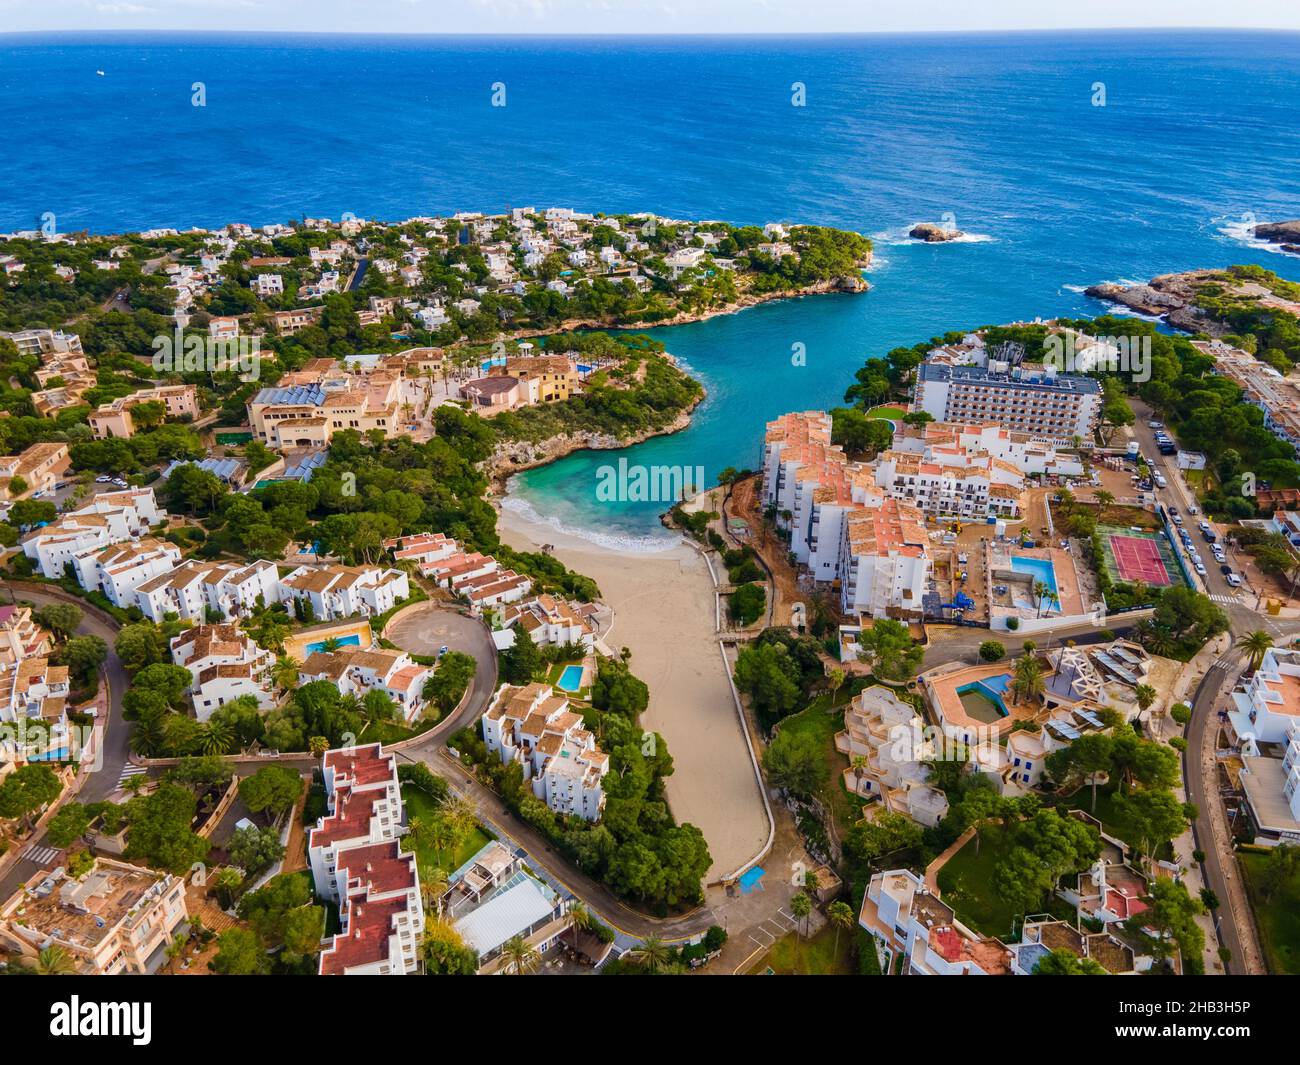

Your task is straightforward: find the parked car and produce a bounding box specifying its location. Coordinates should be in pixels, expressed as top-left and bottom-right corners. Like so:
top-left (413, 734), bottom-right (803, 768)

top-left (1194, 562), bottom-right (1206, 576)
top-left (1172, 513), bottom-right (1183, 525)
top-left (95, 475), bottom-right (111, 483)
top-left (1198, 520), bottom-right (1211, 531)
top-left (1220, 564), bottom-right (1233, 575)
top-left (1227, 573), bottom-right (1243, 587)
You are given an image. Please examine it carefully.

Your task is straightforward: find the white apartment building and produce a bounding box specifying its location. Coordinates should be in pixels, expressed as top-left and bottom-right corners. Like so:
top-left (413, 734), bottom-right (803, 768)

top-left (22, 487), bottom-right (165, 579)
top-left (835, 685), bottom-right (949, 826)
top-left (858, 868), bottom-right (1013, 976)
top-left (1226, 647), bottom-right (1300, 749)
top-left (278, 564), bottom-right (410, 622)
top-left (134, 559), bottom-right (280, 623)
top-left (482, 683), bottom-right (608, 821)
top-left (0, 656), bottom-right (71, 766)
top-left (914, 363), bottom-right (1102, 445)
top-left (298, 647), bottom-right (431, 724)
top-left (72, 538), bottom-right (182, 609)
top-left (310, 744), bottom-right (425, 976)
top-left (873, 445), bottom-right (1024, 520)
top-left (497, 595), bottom-right (598, 651)
top-left (170, 623), bottom-right (275, 720)
top-left (837, 498), bottom-right (931, 620)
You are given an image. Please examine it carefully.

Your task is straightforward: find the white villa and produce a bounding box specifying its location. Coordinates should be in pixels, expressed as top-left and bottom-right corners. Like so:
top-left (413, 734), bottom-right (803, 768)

top-left (298, 647), bottom-right (432, 724)
top-left (169, 624), bottom-right (276, 720)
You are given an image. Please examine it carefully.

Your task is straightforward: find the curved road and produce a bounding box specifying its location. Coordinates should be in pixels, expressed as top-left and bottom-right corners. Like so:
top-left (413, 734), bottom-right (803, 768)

top-left (386, 598), bottom-right (717, 940)
top-left (0, 583), bottom-right (132, 899)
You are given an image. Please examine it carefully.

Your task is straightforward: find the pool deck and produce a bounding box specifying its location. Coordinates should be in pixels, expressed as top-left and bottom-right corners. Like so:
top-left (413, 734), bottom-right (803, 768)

top-left (922, 661), bottom-right (1045, 737)
top-left (989, 543), bottom-right (1085, 621)
top-left (283, 618), bottom-right (375, 662)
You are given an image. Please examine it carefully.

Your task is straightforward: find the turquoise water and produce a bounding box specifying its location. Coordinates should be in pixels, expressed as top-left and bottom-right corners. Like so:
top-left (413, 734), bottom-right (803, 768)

top-left (305, 633), bottom-right (362, 655)
top-left (957, 676), bottom-right (1013, 718)
top-left (556, 664), bottom-right (584, 692)
top-left (4, 32), bottom-right (1299, 546)
top-left (1011, 556), bottom-right (1059, 595)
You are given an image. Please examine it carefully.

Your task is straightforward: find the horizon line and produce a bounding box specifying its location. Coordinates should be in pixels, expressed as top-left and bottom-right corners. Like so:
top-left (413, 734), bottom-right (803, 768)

top-left (2, 26), bottom-right (1298, 39)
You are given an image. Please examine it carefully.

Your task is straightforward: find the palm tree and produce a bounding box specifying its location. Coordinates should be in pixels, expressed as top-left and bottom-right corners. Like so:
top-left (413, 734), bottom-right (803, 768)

top-left (270, 656), bottom-right (300, 690)
top-left (1135, 684), bottom-right (1157, 715)
top-left (419, 864), bottom-right (449, 916)
top-left (790, 891), bottom-right (813, 936)
top-left (499, 934), bottom-right (541, 975)
top-left (1032, 579), bottom-right (1051, 619)
top-left (827, 900), bottom-right (854, 956)
top-left (1095, 489), bottom-right (1115, 509)
top-left (850, 755), bottom-right (868, 797)
top-left (827, 667), bottom-right (846, 703)
top-left (627, 935), bottom-right (672, 973)
top-left (1012, 654), bottom-right (1045, 707)
top-left (164, 932), bottom-right (188, 973)
top-left (321, 637), bottom-right (343, 654)
top-left (195, 718), bottom-right (235, 756)
top-left (36, 945), bottom-right (76, 975)
top-left (1237, 630), bottom-right (1274, 673)
top-left (568, 901), bottom-right (595, 936)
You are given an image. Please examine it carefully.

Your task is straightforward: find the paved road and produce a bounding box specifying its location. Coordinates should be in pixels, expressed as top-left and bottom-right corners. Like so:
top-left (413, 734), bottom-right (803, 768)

top-left (0, 583), bottom-right (131, 900)
top-left (1186, 653), bottom-right (1245, 972)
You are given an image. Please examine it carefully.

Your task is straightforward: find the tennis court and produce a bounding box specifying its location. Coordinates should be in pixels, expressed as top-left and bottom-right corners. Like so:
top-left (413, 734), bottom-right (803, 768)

top-left (1098, 525), bottom-right (1182, 587)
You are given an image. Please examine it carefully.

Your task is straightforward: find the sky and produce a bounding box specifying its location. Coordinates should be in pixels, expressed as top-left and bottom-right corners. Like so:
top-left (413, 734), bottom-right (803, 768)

top-left (1, 0), bottom-right (1298, 35)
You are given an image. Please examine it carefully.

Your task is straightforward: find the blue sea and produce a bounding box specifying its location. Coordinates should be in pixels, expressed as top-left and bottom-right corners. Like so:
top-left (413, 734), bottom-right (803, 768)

top-left (3, 30), bottom-right (1299, 548)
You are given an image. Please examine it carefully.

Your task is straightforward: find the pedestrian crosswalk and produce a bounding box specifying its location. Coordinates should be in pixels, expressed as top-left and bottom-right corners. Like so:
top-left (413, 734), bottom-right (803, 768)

top-left (117, 763), bottom-right (148, 789)
top-left (19, 843), bottom-right (61, 867)
top-left (1209, 593), bottom-right (1243, 605)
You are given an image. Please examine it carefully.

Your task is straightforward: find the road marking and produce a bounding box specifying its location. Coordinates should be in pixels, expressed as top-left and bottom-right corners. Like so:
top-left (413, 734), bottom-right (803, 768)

top-left (19, 844), bottom-right (61, 866)
top-left (117, 764), bottom-right (148, 787)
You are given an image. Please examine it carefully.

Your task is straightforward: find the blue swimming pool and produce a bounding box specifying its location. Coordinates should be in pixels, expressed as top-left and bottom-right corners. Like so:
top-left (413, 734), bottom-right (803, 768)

top-left (556, 664), bottom-right (584, 692)
top-left (1011, 555), bottom-right (1060, 612)
top-left (1010, 555), bottom-right (1058, 593)
top-left (305, 633), bottom-right (362, 655)
top-left (956, 674), bottom-right (1012, 721)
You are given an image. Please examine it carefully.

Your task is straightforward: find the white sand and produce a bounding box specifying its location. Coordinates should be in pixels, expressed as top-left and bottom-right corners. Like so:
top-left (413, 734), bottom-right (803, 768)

top-left (498, 502), bottom-right (771, 881)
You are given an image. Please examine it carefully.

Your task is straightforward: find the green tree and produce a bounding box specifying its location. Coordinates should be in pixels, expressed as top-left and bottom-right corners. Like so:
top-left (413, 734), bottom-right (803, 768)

top-left (45, 802), bottom-right (91, 848)
top-left (1236, 629), bottom-right (1274, 672)
top-left (978, 640), bottom-right (1006, 662)
top-left (762, 728), bottom-right (827, 799)
top-left (238, 766), bottom-right (303, 821)
top-left (34, 603), bottom-right (82, 641)
top-left (228, 824), bottom-right (286, 877)
top-left (210, 927), bottom-right (270, 975)
top-left (0, 764), bottom-right (62, 831)
top-left (790, 890), bottom-right (813, 936)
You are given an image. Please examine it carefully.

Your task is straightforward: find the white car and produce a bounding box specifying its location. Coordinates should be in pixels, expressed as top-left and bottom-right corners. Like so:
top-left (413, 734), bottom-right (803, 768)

top-left (1172, 513), bottom-right (1183, 525)
top-left (1194, 562), bottom-right (1206, 576)
top-left (1198, 520), bottom-right (1211, 532)
top-left (1226, 573), bottom-right (1243, 587)
top-left (95, 475), bottom-right (111, 483)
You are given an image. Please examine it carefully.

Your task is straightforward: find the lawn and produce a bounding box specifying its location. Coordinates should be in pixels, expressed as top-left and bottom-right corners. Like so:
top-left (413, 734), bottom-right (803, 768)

top-left (752, 924), bottom-right (856, 975)
top-left (357, 715), bottom-right (438, 746)
top-left (1239, 849), bottom-right (1300, 975)
top-left (402, 784), bottom-right (493, 873)
top-left (864, 405), bottom-right (908, 422)
top-left (775, 679), bottom-right (873, 838)
top-left (934, 829), bottom-right (1022, 938)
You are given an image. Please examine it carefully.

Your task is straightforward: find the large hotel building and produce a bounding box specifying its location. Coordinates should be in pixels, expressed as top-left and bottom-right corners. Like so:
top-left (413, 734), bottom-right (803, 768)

top-left (914, 364), bottom-right (1101, 445)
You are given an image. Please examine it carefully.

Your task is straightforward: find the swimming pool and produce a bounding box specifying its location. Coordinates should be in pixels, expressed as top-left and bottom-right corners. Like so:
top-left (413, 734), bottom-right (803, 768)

top-left (956, 674), bottom-right (1012, 722)
top-left (557, 664), bottom-right (585, 692)
top-left (1010, 555), bottom-right (1058, 593)
top-left (1011, 555), bottom-right (1060, 612)
top-left (305, 633), bottom-right (362, 655)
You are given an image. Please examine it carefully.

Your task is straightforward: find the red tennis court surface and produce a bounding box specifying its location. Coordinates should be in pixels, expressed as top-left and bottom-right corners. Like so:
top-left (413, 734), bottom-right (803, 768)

top-left (1108, 534), bottom-right (1173, 585)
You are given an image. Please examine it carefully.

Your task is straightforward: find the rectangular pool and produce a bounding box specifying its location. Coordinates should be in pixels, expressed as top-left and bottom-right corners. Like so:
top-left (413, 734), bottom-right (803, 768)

top-left (556, 664), bottom-right (584, 692)
top-left (305, 633), bottom-right (362, 655)
top-left (1010, 555), bottom-right (1058, 594)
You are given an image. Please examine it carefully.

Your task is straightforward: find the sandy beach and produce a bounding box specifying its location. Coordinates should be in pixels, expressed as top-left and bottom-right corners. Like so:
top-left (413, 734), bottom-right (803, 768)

top-left (498, 501), bottom-right (771, 882)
